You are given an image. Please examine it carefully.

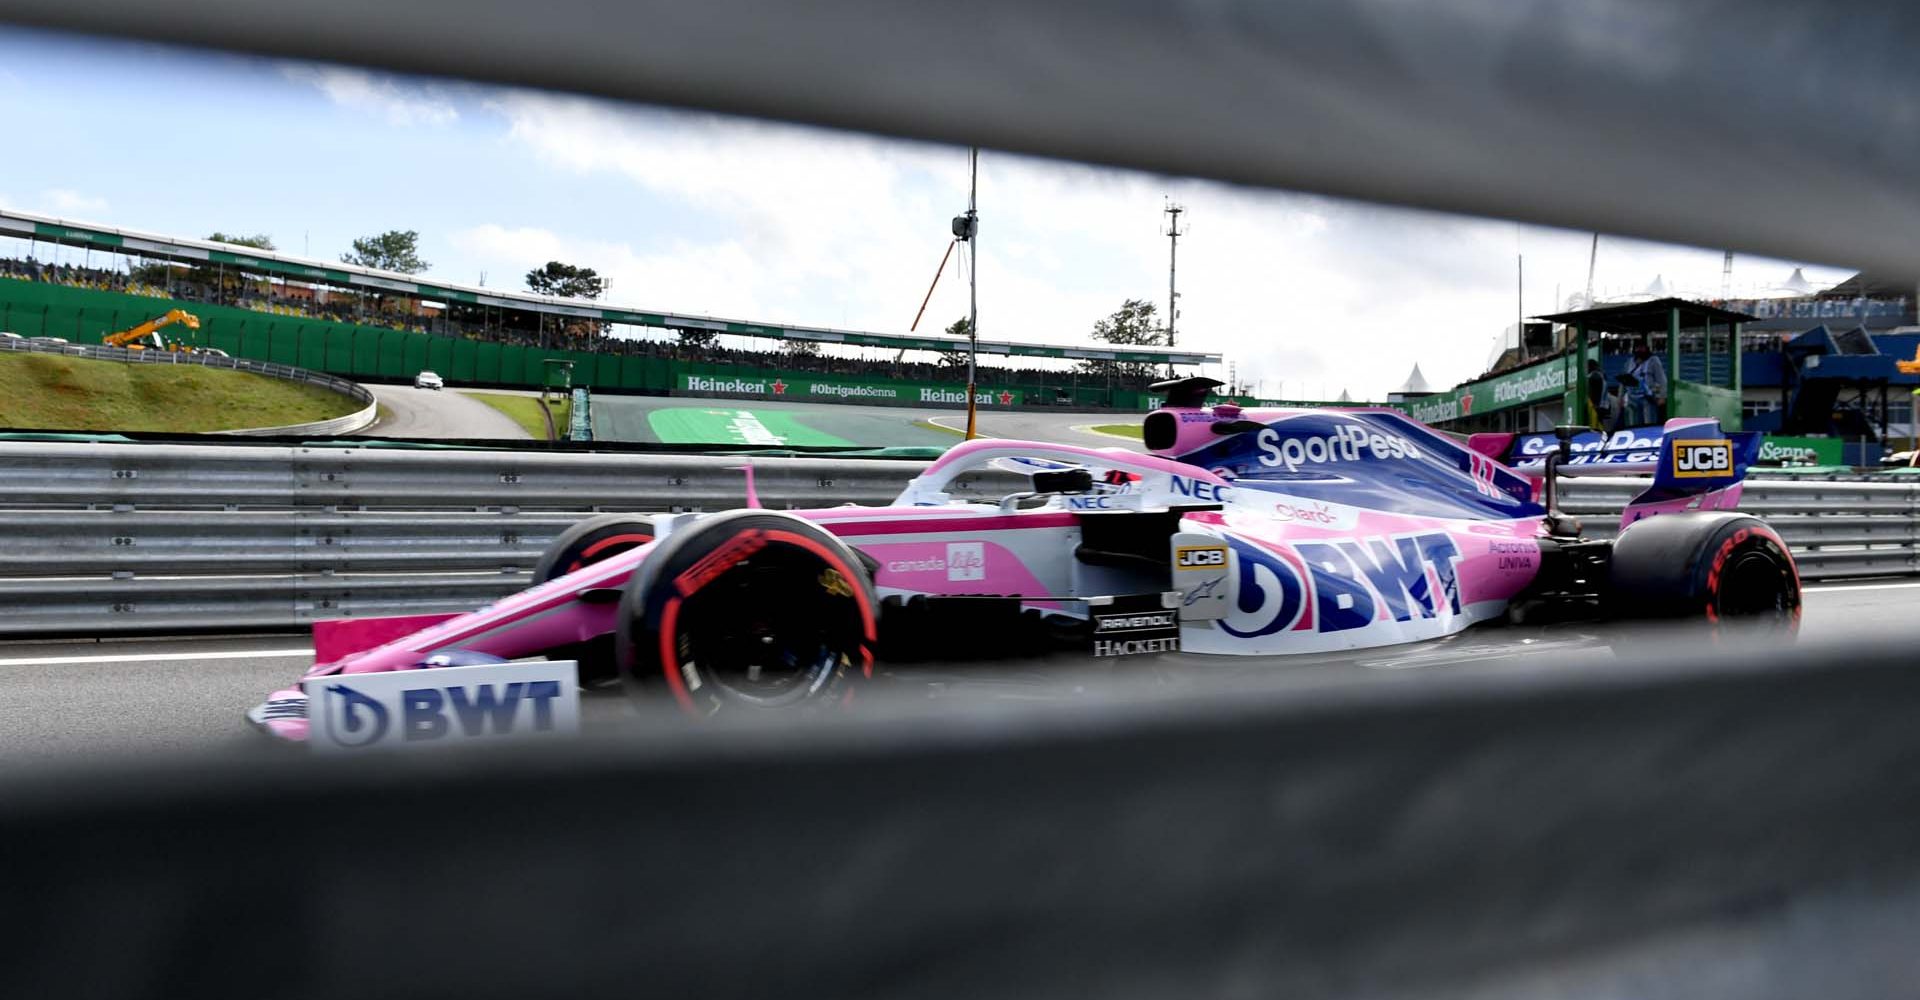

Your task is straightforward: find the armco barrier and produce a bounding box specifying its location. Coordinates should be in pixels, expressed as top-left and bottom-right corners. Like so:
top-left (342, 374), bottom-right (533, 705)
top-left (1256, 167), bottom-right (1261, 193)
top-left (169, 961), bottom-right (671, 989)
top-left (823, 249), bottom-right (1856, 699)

top-left (0, 441), bottom-right (1021, 634)
top-left (0, 442), bottom-right (1912, 634)
top-left (1561, 476), bottom-right (1920, 580)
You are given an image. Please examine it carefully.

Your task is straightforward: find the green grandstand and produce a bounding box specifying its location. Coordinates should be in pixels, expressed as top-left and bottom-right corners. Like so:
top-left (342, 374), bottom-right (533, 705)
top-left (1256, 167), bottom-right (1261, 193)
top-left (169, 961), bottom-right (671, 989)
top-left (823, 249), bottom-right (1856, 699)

top-left (0, 208), bottom-right (1220, 412)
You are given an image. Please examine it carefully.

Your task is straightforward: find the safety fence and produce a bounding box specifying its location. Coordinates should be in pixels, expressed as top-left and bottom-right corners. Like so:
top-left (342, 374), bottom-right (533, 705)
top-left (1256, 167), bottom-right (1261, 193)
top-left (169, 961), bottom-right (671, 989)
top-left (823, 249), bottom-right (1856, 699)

top-left (0, 442), bottom-right (1909, 634)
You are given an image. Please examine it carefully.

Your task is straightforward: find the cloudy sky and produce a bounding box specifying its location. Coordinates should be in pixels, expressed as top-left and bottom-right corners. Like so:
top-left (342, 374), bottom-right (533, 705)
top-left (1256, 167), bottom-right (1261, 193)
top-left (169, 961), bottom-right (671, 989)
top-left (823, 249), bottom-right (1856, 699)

top-left (0, 28), bottom-right (1855, 400)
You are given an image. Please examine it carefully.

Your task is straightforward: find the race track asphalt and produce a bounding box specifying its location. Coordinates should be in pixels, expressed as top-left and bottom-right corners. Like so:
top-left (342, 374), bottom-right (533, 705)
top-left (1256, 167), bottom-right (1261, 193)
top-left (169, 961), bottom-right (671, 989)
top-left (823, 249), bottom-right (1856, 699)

top-left (1, 579), bottom-right (1908, 767)
top-left (367, 385), bottom-right (530, 439)
top-left (591, 394), bottom-right (1142, 449)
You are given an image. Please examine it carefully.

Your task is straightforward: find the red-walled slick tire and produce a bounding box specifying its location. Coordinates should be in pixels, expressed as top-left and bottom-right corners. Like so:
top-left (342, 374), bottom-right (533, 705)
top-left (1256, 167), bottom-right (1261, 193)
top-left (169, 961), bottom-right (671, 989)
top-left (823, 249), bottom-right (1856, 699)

top-left (1609, 512), bottom-right (1800, 634)
top-left (616, 511), bottom-right (878, 715)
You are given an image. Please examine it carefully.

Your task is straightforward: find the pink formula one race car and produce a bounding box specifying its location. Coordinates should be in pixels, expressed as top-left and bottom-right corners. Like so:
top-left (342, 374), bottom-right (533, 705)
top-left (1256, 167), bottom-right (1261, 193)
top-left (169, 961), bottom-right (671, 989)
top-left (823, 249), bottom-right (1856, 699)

top-left (250, 377), bottom-right (1800, 742)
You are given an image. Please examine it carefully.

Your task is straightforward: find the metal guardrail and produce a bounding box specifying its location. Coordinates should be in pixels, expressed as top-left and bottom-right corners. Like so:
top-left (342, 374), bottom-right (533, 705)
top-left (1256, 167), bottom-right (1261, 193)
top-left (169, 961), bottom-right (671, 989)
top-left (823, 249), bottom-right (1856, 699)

top-left (1563, 477), bottom-right (1920, 580)
top-left (0, 334), bottom-right (377, 434)
top-left (0, 442), bottom-right (1910, 634)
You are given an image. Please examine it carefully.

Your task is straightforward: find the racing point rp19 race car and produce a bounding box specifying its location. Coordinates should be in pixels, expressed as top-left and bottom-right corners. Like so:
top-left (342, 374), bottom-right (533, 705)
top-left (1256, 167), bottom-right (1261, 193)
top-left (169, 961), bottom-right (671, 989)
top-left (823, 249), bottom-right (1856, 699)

top-left (249, 376), bottom-right (1801, 744)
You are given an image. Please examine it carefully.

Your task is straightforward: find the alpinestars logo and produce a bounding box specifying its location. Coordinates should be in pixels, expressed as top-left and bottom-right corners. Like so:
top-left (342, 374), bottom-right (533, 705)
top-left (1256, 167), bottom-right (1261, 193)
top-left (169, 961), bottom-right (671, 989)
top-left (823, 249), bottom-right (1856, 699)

top-left (1256, 424), bottom-right (1423, 472)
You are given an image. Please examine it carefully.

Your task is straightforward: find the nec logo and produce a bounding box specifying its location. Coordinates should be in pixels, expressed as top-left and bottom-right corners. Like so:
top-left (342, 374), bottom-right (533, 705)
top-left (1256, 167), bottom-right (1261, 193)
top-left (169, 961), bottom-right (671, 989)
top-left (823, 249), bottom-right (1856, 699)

top-left (1175, 545), bottom-right (1227, 568)
top-left (1672, 439), bottom-right (1733, 478)
top-left (1170, 476), bottom-right (1229, 502)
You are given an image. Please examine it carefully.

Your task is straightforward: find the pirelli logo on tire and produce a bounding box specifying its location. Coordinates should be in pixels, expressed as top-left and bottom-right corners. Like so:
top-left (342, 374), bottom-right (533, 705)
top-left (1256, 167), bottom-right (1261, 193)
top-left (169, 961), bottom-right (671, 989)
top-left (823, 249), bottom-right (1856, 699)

top-left (1174, 545), bottom-right (1228, 569)
top-left (1672, 438), bottom-right (1733, 478)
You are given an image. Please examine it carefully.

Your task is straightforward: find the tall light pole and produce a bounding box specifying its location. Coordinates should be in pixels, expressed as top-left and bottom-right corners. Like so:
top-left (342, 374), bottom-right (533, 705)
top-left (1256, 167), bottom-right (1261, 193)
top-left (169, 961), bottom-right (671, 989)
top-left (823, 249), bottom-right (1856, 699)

top-left (953, 147), bottom-right (981, 438)
top-left (1163, 201), bottom-right (1187, 378)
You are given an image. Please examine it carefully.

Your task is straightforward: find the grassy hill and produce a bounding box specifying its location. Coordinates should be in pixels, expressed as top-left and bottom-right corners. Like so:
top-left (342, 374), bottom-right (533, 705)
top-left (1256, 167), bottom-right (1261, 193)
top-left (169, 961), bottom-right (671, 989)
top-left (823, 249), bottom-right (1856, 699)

top-left (0, 352), bottom-right (361, 432)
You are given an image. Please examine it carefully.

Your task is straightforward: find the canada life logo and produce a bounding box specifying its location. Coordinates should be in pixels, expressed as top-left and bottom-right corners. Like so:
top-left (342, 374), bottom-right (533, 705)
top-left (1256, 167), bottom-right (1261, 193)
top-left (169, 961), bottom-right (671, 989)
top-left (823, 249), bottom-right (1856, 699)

top-left (1255, 423), bottom-right (1423, 472)
top-left (944, 542), bottom-right (985, 581)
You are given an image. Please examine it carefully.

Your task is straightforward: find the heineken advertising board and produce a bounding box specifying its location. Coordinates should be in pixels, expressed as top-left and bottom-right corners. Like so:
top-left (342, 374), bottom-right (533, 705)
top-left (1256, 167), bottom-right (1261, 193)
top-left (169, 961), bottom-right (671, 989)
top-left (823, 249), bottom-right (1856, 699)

top-left (1401, 357), bottom-right (1570, 425)
top-left (681, 373), bottom-right (1024, 407)
top-left (1756, 435), bottom-right (1843, 466)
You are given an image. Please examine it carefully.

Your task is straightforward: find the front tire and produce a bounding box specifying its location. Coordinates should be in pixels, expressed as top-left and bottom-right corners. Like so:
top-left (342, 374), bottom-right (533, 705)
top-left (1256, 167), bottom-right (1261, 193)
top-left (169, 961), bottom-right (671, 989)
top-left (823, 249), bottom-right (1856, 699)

top-left (616, 511), bottom-right (878, 715)
top-left (1609, 512), bottom-right (1800, 633)
top-left (531, 514), bottom-right (656, 685)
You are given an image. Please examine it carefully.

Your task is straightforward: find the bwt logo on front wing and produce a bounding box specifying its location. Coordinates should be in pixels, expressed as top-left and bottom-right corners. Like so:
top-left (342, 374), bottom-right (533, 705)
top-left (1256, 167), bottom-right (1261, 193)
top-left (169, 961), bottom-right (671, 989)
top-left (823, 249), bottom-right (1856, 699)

top-left (1672, 438), bottom-right (1733, 478)
top-left (322, 680), bottom-right (565, 747)
top-left (1175, 545), bottom-right (1227, 568)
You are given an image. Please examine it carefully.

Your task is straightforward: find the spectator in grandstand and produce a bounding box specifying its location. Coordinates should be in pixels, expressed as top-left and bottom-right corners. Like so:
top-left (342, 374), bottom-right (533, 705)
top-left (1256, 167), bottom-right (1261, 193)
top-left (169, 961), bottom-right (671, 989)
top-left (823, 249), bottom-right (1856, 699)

top-left (1619, 339), bottom-right (1666, 428)
top-left (1584, 359), bottom-right (1610, 430)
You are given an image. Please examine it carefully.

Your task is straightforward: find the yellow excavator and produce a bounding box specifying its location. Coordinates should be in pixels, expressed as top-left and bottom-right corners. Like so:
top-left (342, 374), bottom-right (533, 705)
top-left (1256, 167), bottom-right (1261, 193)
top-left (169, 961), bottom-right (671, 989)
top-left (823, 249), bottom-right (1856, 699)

top-left (101, 309), bottom-right (202, 352)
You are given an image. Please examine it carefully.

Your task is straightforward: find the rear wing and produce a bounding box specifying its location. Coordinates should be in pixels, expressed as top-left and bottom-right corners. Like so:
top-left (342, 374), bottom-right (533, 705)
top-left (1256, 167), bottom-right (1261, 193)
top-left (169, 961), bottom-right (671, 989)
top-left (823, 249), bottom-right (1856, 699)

top-left (1475, 419), bottom-right (1758, 527)
top-left (1479, 421), bottom-right (1759, 479)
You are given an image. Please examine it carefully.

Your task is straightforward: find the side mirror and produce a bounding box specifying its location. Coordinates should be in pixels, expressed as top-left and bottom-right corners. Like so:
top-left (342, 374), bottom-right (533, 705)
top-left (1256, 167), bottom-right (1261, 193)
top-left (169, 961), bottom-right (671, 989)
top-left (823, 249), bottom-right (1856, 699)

top-left (1031, 468), bottom-right (1094, 494)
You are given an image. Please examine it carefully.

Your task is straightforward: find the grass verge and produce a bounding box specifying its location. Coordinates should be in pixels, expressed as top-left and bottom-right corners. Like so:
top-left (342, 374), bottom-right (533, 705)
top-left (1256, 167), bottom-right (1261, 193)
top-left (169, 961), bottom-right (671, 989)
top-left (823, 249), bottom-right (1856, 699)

top-left (1087, 423), bottom-right (1144, 440)
top-left (0, 352), bottom-right (359, 432)
top-left (463, 391), bottom-right (572, 441)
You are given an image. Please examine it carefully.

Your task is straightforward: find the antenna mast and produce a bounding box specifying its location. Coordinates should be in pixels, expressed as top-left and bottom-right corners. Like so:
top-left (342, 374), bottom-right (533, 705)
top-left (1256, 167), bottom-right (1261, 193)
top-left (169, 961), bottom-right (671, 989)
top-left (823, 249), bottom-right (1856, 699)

top-left (952, 148), bottom-right (981, 438)
top-left (1163, 200), bottom-right (1187, 378)
top-left (1584, 232), bottom-right (1599, 307)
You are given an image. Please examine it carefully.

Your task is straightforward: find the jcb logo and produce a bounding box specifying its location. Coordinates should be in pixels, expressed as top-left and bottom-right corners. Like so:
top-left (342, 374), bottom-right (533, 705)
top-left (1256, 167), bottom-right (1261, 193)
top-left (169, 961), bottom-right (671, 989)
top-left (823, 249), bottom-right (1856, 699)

top-left (1175, 545), bottom-right (1227, 568)
top-left (1672, 439), bottom-right (1733, 478)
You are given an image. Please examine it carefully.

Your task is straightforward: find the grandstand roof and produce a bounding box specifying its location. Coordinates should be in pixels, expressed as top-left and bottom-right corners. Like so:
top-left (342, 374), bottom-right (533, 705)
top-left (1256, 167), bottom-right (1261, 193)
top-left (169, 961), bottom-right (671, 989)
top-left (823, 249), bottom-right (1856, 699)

top-left (1534, 296), bottom-right (1756, 333)
top-left (0, 208), bottom-right (1222, 366)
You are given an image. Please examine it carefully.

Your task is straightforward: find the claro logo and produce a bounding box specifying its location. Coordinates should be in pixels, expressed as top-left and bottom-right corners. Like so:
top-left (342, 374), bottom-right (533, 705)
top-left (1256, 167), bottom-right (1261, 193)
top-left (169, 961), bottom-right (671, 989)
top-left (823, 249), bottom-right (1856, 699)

top-left (1255, 424), bottom-right (1423, 472)
top-left (1672, 438), bottom-right (1733, 478)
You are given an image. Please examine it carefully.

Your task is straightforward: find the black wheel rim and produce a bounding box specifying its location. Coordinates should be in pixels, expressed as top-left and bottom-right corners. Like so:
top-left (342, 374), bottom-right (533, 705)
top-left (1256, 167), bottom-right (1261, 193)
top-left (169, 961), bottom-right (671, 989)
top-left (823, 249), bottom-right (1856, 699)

top-left (1716, 549), bottom-right (1793, 623)
top-left (674, 547), bottom-right (850, 707)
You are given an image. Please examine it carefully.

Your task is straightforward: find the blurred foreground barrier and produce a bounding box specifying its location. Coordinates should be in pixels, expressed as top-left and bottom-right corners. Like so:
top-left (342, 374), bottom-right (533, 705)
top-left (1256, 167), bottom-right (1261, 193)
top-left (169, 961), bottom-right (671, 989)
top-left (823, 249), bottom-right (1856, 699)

top-left (0, 443), bottom-right (1909, 634)
top-left (1, 639), bottom-right (1917, 999)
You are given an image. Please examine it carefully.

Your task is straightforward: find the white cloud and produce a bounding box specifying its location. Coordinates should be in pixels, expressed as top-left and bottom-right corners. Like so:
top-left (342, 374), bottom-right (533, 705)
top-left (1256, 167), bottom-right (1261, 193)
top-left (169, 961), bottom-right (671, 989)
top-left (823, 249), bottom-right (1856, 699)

top-left (281, 64), bottom-right (458, 126)
top-left (476, 90), bottom-right (1852, 400)
top-left (40, 188), bottom-right (108, 217)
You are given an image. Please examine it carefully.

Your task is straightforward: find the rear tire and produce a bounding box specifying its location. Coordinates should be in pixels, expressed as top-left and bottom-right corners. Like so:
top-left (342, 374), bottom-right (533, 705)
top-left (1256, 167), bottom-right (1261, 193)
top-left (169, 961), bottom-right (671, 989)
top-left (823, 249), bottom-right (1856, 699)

top-left (1609, 512), bottom-right (1800, 634)
top-left (616, 511), bottom-right (878, 715)
top-left (532, 514), bottom-right (656, 685)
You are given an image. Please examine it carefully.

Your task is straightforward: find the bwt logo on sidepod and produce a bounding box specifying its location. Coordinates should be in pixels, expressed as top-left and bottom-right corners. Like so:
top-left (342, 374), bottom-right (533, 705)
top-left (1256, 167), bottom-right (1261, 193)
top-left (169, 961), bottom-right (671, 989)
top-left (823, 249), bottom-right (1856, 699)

top-left (1220, 533), bottom-right (1463, 639)
top-left (1255, 423), bottom-right (1423, 472)
top-left (1672, 439), bottom-right (1733, 478)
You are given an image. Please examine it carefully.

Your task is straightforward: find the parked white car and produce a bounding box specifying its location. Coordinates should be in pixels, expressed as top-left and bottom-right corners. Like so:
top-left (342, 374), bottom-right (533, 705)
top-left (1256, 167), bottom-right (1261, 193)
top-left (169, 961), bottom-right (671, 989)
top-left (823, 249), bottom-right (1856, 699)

top-left (414, 370), bottom-right (445, 390)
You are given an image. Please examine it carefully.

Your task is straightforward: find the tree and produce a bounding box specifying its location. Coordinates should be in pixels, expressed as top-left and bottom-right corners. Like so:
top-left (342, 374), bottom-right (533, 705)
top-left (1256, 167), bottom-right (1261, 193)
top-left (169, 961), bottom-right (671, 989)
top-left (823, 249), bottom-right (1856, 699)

top-left (938, 316), bottom-right (972, 370)
top-left (1078, 298), bottom-right (1166, 381)
top-left (205, 232), bottom-right (275, 251)
top-left (524, 261), bottom-right (611, 344)
top-left (674, 328), bottom-right (718, 352)
top-left (341, 230), bottom-right (430, 273)
top-left (524, 261), bottom-right (608, 300)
